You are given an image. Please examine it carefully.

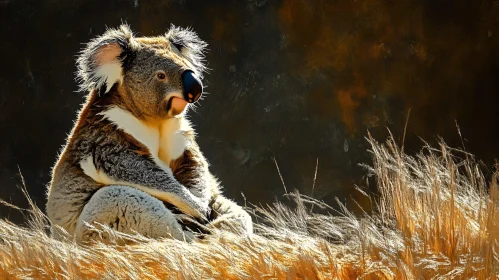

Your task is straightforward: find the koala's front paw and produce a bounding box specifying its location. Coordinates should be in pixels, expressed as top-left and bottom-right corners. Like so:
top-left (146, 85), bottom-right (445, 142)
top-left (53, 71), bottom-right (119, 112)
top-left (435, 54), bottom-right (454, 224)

top-left (173, 191), bottom-right (210, 220)
top-left (175, 212), bottom-right (211, 235)
top-left (188, 197), bottom-right (210, 220)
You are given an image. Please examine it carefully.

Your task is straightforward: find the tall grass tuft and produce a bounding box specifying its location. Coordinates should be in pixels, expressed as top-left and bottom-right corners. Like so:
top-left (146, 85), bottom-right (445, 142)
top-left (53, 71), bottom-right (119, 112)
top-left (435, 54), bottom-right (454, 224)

top-left (0, 134), bottom-right (497, 279)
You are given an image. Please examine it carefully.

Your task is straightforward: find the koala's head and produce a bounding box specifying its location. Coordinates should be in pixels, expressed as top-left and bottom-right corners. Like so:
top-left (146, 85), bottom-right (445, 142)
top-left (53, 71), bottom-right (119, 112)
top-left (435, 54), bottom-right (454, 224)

top-left (77, 24), bottom-right (207, 118)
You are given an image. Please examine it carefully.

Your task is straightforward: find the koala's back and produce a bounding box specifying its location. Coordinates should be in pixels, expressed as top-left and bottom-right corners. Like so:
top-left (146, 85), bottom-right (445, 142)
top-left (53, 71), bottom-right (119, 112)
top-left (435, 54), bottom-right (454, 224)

top-left (47, 160), bottom-right (96, 234)
top-left (47, 94), bottom-right (121, 233)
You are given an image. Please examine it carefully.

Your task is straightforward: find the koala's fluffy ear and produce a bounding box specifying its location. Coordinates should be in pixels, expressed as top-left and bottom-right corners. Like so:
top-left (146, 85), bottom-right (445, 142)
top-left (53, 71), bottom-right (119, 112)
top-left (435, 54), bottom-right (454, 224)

top-left (166, 25), bottom-right (208, 78)
top-left (76, 25), bottom-right (136, 94)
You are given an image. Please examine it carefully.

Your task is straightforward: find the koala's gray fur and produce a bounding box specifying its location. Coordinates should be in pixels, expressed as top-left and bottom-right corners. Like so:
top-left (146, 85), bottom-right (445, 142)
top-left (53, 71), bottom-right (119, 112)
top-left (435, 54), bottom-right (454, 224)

top-left (75, 186), bottom-right (193, 242)
top-left (46, 25), bottom-right (252, 243)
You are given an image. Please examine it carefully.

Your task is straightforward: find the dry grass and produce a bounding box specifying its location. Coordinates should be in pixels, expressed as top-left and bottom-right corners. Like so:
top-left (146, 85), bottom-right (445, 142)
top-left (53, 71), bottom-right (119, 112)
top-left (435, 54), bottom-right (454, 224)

top-left (0, 134), bottom-right (498, 279)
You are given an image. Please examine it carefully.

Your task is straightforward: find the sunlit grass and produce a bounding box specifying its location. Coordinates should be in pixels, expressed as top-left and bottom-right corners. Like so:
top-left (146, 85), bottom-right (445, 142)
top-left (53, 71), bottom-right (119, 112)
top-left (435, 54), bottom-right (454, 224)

top-left (0, 134), bottom-right (497, 279)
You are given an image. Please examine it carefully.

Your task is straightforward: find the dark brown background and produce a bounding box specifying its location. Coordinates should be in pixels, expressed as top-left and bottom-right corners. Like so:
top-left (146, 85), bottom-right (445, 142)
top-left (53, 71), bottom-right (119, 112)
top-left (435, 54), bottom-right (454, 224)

top-left (1, 0), bottom-right (499, 223)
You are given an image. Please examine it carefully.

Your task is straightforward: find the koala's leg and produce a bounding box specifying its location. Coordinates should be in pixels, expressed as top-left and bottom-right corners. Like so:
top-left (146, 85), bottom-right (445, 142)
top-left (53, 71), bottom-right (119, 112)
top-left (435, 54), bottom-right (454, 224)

top-left (75, 185), bottom-right (192, 243)
top-left (208, 195), bottom-right (253, 236)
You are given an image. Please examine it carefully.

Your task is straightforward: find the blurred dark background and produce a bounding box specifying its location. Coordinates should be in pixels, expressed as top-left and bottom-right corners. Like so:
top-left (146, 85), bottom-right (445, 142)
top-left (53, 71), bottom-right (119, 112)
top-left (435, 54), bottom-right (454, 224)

top-left (1, 0), bottom-right (499, 223)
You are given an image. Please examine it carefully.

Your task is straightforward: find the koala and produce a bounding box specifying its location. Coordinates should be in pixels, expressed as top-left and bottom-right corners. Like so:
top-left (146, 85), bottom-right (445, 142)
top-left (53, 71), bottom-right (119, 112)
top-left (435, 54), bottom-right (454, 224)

top-left (46, 25), bottom-right (253, 243)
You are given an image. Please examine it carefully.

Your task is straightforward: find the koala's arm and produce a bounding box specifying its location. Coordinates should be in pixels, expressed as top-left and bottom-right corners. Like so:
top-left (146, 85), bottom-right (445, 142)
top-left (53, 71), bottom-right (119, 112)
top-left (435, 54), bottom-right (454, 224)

top-left (171, 145), bottom-right (253, 235)
top-left (89, 144), bottom-right (208, 219)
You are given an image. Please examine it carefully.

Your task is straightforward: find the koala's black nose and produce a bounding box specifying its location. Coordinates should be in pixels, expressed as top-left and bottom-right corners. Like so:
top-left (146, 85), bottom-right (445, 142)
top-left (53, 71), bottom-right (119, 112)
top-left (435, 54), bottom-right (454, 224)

top-left (182, 70), bottom-right (203, 103)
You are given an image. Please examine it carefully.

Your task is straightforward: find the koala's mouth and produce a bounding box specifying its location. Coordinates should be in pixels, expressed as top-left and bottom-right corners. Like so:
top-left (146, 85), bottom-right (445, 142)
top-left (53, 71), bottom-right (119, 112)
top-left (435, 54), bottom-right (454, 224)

top-left (166, 96), bottom-right (188, 116)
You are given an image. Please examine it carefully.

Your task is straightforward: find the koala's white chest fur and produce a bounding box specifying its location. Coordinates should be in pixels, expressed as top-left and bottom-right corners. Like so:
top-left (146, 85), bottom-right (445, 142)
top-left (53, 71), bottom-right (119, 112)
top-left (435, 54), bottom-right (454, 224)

top-left (100, 106), bottom-right (187, 170)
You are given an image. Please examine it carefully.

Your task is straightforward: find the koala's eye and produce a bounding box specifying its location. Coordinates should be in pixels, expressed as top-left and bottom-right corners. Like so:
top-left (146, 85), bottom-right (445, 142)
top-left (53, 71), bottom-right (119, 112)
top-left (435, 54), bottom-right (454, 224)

top-left (156, 72), bottom-right (167, 81)
top-left (172, 42), bottom-right (183, 51)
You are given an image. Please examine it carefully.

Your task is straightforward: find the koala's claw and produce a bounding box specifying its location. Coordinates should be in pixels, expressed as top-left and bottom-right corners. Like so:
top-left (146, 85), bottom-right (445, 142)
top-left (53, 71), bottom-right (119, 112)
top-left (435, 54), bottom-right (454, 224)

top-left (189, 198), bottom-right (210, 220)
